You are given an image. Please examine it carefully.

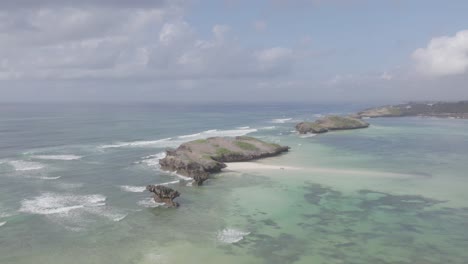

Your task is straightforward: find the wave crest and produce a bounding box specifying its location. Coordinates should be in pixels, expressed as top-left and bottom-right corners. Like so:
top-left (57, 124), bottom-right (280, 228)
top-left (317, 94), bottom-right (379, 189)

top-left (217, 228), bottom-right (250, 244)
top-left (100, 128), bottom-right (257, 149)
top-left (31, 155), bottom-right (82, 161)
top-left (271, 118), bottom-right (293, 124)
top-left (19, 193), bottom-right (106, 215)
top-left (8, 160), bottom-right (45, 171)
top-left (120, 185), bottom-right (146, 193)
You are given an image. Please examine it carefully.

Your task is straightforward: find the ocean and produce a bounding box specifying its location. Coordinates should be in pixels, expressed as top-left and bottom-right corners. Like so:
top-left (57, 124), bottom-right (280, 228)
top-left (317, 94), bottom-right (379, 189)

top-left (0, 102), bottom-right (467, 264)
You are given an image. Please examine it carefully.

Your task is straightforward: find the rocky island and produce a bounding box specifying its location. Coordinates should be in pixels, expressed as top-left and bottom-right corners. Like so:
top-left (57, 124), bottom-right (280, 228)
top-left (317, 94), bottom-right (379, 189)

top-left (295, 115), bottom-right (369, 134)
top-left (146, 184), bottom-right (180, 207)
top-left (358, 101), bottom-right (468, 119)
top-left (159, 136), bottom-right (289, 185)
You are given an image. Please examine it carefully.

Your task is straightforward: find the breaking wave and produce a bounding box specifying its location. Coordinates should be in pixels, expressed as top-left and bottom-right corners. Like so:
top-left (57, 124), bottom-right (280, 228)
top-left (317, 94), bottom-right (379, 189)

top-left (0, 221), bottom-right (5, 227)
top-left (100, 138), bottom-right (172, 149)
top-left (300, 133), bottom-right (317, 138)
top-left (99, 128), bottom-right (257, 149)
top-left (137, 198), bottom-right (165, 208)
top-left (217, 228), bottom-right (250, 244)
top-left (140, 152), bottom-right (167, 169)
top-left (37, 176), bottom-right (62, 180)
top-left (8, 160), bottom-right (45, 171)
top-left (271, 118), bottom-right (293, 124)
top-left (18, 192), bottom-right (127, 230)
top-left (120, 185), bottom-right (146, 193)
top-left (19, 193), bottom-right (106, 215)
top-left (159, 180), bottom-right (180, 186)
top-left (31, 155), bottom-right (82, 161)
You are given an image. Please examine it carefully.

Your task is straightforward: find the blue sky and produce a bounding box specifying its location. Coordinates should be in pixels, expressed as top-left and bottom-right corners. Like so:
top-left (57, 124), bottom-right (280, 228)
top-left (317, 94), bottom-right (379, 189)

top-left (0, 0), bottom-right (467, 102)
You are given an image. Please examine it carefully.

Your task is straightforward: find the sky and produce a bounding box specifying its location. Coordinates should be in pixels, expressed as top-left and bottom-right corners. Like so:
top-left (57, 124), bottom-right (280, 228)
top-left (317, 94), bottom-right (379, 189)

top-left (1, 0), bottom-right (468, 103)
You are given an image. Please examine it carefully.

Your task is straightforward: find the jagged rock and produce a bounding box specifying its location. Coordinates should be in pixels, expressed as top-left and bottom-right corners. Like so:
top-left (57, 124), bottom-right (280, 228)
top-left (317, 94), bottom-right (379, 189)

top-left (295, 115), bottom-right (369, 134)
top-left (146, 184), bottom-right (180, 207)
top-left (159, 136), bottom-right (289, 185)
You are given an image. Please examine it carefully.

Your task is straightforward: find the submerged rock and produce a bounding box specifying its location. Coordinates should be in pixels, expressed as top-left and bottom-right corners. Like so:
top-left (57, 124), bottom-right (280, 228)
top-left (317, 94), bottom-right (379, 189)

top-left (295, 115), bottom-right (369, 135)
top-left (159, 136), bottom-right (289, 185)
top-left (146, 184), bottom-right (180, 207)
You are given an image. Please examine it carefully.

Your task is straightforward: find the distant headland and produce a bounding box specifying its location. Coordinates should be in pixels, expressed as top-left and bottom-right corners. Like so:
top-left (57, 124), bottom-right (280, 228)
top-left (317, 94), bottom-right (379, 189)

top-left (357, 101), bottom-right (468, 119)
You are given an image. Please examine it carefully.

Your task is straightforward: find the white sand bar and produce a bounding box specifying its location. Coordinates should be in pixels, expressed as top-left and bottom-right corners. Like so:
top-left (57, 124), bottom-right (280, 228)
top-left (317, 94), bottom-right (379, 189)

top-left (225, 162), bottom-right (420, 179)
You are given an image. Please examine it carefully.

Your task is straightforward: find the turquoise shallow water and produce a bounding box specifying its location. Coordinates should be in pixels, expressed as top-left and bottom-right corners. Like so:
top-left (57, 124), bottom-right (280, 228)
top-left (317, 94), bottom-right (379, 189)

top-left (0, 103), bottom-right (468, 263)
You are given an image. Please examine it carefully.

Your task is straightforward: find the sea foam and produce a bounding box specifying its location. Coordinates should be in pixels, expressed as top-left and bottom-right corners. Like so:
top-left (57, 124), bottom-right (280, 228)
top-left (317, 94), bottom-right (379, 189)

top-left (19, 193), bottom-right (106, 215)
top-left (159, 180), bottom-right (180, 186)
top-left (100, 128), bottom-right (257, 149)
top-left (0, 221), bottom-right (6, 227)
top-left (217, 228), bottom-right (250, 244)
top-left (300, 133), bottom-right (317, 138)
top-left (9, 160), bottom-right (45, 171)
top-left (271, 118), bottom-right (293, 124)
top-left (19, 192), bottom-right (128, 230)
top-left (31, 155), bottom-right (82, 161)
top-left (37, 176), bottom-right (62, 180)
top-left (140, 152), bottom-right (167, 169)
top-left (100, 138), bottom-right (173, 149)
top-left (120, 185), bottom-right (146, 193)
top-left (137, 198), bottom-right (165, 208)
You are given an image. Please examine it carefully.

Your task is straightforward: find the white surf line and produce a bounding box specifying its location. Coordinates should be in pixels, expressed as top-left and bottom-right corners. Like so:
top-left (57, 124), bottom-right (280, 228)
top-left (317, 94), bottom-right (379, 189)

top-left (31, 155), bottom-right (83, 161)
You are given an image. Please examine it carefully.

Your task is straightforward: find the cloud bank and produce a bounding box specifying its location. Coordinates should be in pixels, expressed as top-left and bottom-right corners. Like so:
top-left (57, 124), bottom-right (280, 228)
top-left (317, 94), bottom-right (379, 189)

top-left (412, 30), bottom-right (468, 77)
top-left (0, 2), bottom-right (294, 82)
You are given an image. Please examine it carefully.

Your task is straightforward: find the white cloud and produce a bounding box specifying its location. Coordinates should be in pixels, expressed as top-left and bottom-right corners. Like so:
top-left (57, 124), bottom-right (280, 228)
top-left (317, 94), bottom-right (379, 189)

top-left (0, 5), bottom-right (294, 82)
top-left (412, 30), bottom-right (468, 77)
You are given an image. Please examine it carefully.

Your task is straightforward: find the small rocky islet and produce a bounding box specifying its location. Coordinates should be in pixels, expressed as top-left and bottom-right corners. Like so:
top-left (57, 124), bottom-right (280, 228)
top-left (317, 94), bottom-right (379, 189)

top-left (147, 136), bottom-right (289, 206)
top-left (295, 115), bottom-right (369, 134)
top-left (146, 184), bottom-right (180, 207)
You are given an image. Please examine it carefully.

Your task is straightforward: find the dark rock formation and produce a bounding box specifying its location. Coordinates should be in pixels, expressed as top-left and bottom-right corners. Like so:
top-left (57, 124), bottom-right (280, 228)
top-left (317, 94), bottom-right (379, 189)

top-left (358, 101), bottom-right (468, 119)
top-left (159, 136), bottom-right (289, 185)
top-left (295, 115), bottom-right (369, 134)
top-left (146, 184), bottom-right (180, 207)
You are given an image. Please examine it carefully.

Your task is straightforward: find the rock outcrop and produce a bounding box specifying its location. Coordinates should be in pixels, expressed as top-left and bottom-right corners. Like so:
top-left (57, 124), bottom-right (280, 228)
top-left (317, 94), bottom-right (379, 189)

top-left (159, 136), bottom-right (289, 185)
top-left (295, 115), bottom-right (369, 134)
top-left (358, 101), bottom-right (468, 119)
top-left (146, 184), bottom-right (180, 207)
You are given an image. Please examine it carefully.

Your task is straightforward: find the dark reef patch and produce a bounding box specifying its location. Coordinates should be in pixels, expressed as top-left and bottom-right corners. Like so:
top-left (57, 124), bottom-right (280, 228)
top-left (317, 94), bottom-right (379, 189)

top-left (247, 233), bottom-right (306, 264)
